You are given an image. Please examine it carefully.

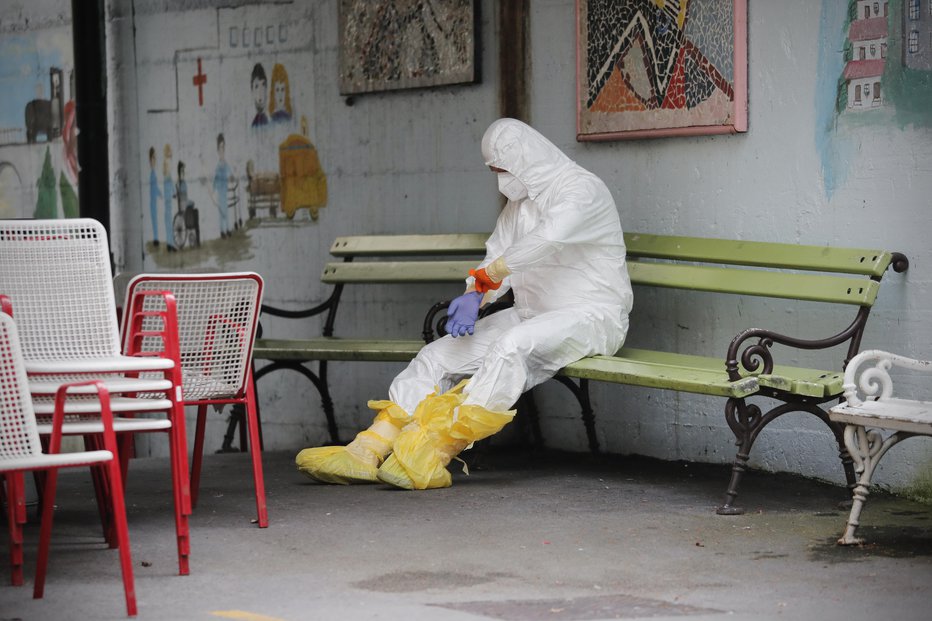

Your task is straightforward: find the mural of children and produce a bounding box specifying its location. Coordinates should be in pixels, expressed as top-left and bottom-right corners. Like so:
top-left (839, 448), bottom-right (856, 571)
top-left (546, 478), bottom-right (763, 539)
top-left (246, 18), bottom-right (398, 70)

top-left (148, 146), bottom-right (161, 246)
top-left (58, 100), bottom-right (79, 219)
top-left (162, 144), bottom-right (176, 251)
top-left (211, 133), bottom-right (233, 238)
top-left (251, 63), bottom-right (269, 128)
top-left (269, 63), bottom-right (293, 123)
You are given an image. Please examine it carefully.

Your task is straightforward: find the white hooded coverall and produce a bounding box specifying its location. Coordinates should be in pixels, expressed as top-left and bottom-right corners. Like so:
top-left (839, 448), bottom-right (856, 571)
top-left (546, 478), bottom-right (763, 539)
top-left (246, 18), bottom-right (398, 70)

top-left (388, 118), bottom-right (633, 415)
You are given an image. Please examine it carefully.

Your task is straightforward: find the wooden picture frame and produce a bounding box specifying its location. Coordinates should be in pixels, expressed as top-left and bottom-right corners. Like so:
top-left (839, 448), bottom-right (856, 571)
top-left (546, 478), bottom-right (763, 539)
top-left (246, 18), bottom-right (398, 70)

top-left (576, 0), bottom-right (747, 141)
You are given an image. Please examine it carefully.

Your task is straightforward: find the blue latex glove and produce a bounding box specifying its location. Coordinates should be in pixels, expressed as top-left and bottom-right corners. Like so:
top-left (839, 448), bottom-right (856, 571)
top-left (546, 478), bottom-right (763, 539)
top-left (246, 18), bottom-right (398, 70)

top-left (445, 291), bottom-right (483, 338)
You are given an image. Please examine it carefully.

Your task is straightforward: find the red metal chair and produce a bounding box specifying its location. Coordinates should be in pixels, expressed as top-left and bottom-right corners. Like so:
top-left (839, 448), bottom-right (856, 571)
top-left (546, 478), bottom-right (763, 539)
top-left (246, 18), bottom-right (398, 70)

top-left (0, 312), bottom-right (137, 616)
top-left (122, 273), bottom-right (267, 527)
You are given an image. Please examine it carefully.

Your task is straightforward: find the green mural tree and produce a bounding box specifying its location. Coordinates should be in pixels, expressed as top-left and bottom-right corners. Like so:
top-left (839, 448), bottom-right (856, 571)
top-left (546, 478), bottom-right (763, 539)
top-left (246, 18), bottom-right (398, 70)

top-left (59, 172), bottom-right (78, 219)
top-left (34, 146), bottom-right (58, 219)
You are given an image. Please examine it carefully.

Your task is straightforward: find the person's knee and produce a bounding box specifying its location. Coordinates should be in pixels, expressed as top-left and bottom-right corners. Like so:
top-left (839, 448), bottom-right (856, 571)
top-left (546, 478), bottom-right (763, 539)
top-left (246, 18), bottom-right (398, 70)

top-left (488, 331), bottom-right (532, 363)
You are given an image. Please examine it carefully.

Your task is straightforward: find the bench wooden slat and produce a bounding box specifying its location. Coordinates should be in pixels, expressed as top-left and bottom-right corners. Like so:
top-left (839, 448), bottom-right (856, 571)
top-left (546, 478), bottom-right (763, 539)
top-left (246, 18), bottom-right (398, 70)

top-left (321, 260), bottom-right (475, 284)
top-left (558, 347), bottom-right (842, 399)
top-left (560, 349), bottom-right (759, 398)
top-left (628, 261), bottom-right (880, 306)
top-left (330, 234), bottom-right (489, 257)
top-left (254, 337), bottom-right (425, 362)
top-left (757, 370), bottom-right (844, 398)
top-left (624, 233), bottom-right (894, 278)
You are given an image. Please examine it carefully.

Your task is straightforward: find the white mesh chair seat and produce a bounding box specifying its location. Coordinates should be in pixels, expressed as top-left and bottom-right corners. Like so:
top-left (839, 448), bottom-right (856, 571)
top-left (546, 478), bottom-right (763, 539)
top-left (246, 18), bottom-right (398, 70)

top-left (3, 450), bottom-right (114, 471)
top-left (30, 377), bottom-right (174, 395)
top-left (31, 396), bottom-right (174, 415)
top-left (24, 355), bottom-right (174, 374)
top-left (181, 369), bottom-right (239, 400)
top-left (35, 415), bottom-right (172, 435)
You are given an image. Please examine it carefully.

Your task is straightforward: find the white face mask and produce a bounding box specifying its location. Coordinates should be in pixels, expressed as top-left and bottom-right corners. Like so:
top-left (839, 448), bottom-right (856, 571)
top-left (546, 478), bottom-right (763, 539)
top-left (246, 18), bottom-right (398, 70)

top-left (497, 172), bottom-right (528, 201)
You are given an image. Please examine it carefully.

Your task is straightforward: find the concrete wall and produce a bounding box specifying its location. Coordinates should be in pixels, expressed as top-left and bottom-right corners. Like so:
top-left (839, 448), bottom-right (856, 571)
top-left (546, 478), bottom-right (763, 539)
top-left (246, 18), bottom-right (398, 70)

top-left (2, 0), bottom-right (930, 497)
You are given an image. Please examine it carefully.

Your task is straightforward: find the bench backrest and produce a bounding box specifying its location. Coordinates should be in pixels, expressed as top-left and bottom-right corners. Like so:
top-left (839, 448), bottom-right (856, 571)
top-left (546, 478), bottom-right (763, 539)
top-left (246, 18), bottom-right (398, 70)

top-left (624, 233), bottom-right (903, 307)
top-left (323, 232), bottom-right (904, 307)
top-left (322, 234), bottom-right (487, 285)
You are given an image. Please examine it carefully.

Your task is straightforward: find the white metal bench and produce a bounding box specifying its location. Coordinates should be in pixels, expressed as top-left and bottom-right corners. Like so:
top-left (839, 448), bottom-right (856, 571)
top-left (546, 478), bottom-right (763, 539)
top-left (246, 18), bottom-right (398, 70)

top-left (828, 350), bottom-right (932, 545)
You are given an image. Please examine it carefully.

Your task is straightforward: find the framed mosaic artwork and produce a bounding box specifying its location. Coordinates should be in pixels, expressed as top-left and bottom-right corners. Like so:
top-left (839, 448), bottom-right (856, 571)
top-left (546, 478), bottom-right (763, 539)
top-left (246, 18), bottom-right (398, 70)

top-left (339, 0), bottom-right (479, 96)
top-left (576, 0), bottom-right (747, 141)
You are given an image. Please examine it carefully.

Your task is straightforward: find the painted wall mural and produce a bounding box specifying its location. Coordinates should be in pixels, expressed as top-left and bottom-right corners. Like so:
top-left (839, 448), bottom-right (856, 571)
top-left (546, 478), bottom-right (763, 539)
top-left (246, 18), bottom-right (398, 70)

top-left (0, 30), bottom-right (76, 220)
top-left (817, 1), bottom-right (932, 196)
top-left (137, 3), bottom-right (326, 265)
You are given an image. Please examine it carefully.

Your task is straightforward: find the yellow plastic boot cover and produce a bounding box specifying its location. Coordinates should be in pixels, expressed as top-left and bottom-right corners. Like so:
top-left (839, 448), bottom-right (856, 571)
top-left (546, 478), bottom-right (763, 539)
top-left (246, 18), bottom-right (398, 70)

top-left (378, 395), bottom-right (515, 490)
top-left (295, 402), bottom-right (408, 485)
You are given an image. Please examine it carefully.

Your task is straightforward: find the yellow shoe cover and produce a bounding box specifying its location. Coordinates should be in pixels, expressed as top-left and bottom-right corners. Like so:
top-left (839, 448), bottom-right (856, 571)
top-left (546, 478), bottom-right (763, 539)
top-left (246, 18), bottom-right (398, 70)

top-left (377, 388), bottom-right (515, 490)
top-left (295, 445), bottom-right (379, 485)
top-left (295, 401), bottom-right (409, 485)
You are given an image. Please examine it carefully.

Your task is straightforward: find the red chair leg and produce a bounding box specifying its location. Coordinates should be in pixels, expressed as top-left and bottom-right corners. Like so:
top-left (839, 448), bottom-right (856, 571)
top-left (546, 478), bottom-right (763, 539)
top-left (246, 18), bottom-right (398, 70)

top-left (245, 372), bottom-right (268, 528)
top-left (167, 401), bottom-right (191, 575)
top-left (119, 432), bottom-right (133, 486)
top-left (33, 467), bottom-right (60, 599)
top-left (85, 436), bottom-right (114, 545)
top-left (4, 472), bottom-right (25, 586)
top-left (190, 404), bottom-right (209, 509)
top-left (104, 454), bottom-right (137, 615)
top-left (251, 362), bottom-right (264, 451)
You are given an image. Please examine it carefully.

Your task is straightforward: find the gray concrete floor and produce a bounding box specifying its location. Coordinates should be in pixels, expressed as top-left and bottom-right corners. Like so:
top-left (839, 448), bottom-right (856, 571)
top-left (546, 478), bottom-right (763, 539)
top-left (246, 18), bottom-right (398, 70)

top-left (1, 446), bottom-right (931, 621)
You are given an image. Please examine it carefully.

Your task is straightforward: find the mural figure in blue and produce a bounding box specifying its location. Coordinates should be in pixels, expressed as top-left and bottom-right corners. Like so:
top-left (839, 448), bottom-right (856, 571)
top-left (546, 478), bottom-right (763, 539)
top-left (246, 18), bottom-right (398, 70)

top-left (162, 144), bottom-right (176, 251)
top-left (212, 133), bottom-right (232, 238)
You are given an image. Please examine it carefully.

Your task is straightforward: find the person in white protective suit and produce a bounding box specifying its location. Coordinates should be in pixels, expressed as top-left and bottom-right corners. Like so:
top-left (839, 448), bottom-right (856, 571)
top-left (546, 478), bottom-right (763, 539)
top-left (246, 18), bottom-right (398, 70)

top-left (296, 118), bottom-right (633, 489)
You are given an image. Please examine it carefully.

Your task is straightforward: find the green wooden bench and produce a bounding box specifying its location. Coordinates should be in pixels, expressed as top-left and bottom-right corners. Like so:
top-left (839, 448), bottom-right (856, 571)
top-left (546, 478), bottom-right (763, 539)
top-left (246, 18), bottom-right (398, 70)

top-left (253, 232), bottom-right (908, 514)
top-left (556, 233), bottom-right (907, 513)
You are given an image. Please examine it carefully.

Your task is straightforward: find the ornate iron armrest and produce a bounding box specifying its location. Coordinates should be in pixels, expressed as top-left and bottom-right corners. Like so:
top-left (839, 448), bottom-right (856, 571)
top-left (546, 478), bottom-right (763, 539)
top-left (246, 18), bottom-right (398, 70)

top-left (725, 310), bottom-right (869, 382)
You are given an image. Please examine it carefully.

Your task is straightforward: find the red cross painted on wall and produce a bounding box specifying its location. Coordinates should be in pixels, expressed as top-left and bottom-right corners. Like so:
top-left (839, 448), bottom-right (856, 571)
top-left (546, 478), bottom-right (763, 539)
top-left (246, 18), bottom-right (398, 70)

top-left (192, 58), bottom-right (207, 106)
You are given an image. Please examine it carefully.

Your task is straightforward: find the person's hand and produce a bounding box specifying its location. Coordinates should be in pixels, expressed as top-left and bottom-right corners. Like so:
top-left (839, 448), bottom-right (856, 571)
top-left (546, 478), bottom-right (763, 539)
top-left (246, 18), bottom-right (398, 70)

top-left (469, 268), bottom-right (502, 293)
top-left (445, 291), bottom-right (483, 337)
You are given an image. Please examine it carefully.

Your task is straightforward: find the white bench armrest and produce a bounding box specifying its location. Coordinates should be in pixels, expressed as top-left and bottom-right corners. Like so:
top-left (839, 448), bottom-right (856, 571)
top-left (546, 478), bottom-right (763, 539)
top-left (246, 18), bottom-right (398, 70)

top-left (842, 349), bottom-right (932, 407)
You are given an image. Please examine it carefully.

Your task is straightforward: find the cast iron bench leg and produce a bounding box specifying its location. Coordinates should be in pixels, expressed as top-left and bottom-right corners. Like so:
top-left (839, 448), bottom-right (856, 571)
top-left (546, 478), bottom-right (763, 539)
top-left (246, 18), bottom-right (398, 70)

top-left (719, 398), bottom-right (857, 515)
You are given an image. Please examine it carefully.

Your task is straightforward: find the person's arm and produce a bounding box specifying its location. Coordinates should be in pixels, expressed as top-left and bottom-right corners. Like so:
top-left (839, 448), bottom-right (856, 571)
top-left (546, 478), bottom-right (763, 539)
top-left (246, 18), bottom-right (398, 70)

top-left (465, 202), bottom-right (520, 299)
top-left (499, 197), bottom-right (590, 272)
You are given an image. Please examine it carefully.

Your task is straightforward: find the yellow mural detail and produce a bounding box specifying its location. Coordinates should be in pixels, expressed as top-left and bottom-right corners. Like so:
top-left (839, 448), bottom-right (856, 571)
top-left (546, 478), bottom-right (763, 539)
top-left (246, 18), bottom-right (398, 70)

top-left (278, 116), bottom-right (327, 220)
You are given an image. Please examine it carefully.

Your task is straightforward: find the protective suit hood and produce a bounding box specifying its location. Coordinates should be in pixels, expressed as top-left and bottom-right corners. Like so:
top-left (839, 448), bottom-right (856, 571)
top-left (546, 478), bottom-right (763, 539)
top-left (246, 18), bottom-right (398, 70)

top-left (481, 118), bottom-right (574, 200)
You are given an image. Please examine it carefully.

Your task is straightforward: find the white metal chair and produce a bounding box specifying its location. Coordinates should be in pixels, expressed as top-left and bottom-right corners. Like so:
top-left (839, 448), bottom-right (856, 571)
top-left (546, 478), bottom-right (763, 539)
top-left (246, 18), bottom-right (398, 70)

top-left (123, 273), bottom-right (268, 527)
top-left (0, 312), bottom-right (137, 616)
top-left (0, 218), bottom-right (192, 575)
top-left (829, 349), bottom-right (932, 545)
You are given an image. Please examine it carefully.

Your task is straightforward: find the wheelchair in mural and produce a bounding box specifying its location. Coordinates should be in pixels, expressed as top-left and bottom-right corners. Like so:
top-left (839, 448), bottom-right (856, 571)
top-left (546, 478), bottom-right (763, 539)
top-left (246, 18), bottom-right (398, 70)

top-left (173, 188), bottom-right (200, 250)
top-left (246, 131), bottom-right (327, 221)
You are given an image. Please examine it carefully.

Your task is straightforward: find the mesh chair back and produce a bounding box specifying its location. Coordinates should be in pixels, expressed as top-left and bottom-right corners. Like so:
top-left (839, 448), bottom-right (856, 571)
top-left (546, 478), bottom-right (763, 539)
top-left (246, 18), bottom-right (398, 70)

top-left (123, 273), bottom-right (263, 401)
top-left (0, 219), bottom-right (121, 361)
top-left (0, 314), bottom-right (43, 462)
